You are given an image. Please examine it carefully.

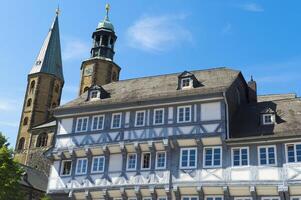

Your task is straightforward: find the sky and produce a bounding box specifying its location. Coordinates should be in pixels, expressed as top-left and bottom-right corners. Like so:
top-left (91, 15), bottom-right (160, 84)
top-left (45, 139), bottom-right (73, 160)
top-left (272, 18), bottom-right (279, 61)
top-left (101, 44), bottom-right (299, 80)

top-left (0, 0), bottom-right (301, 147)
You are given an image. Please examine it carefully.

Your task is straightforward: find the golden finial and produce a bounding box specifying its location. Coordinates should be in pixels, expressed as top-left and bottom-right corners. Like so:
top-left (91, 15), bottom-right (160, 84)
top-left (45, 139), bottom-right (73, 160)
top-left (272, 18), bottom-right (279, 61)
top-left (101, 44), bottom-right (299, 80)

top-left (105, 3), bottom-right (110, 18)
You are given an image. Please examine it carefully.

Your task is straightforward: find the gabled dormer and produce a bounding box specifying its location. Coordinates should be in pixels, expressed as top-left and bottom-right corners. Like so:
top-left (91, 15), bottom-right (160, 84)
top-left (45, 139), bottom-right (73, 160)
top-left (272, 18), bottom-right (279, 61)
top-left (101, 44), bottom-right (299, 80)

top-left (260, 108), bottom-right (276, 125)
top-left (178, 71), bottom-right (202, 90)
top-left (86, 85), bottom-right (110, 101)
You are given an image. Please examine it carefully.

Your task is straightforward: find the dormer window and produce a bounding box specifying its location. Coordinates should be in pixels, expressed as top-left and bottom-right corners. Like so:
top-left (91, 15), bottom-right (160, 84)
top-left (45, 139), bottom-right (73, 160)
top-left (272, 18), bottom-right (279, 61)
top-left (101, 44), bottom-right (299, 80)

top-left (181, 78), bottom-right (192, 89)
top-left (90, 90), bottom-right (100, 100)
top-left (86, 85), bottom-right (110, 101)
top-left (262, 114), bottom-right (274, 125)
top-left (178, 71), bottom-right (202, 90)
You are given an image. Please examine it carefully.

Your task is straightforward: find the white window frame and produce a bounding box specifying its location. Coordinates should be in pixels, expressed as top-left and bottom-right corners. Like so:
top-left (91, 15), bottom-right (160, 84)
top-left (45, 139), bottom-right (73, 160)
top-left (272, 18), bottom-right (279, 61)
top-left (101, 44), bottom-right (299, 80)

top-left (91, 115), bottom-right (105, 131)
top-left (75, 117), bottom-right (89, 132)
top-left (182, 196), bottom-right (199, 200)
top-left (180, 147), bottom-right (197, 169)
top-left (143, 198), bottom-right (152, 200)
top-left (153, 108), bottom-right (165, 125)
top-left (203, 146), bottom-right (222, 168)
top-left (141, 152), bottom-right (151, 170)
top-left (135, 110), bottom-right (146, 127)
top-left (111, 113), bottom-right (122, 129)
top-left (128, 198), bottom-right (137, 200)
top-left (234, 197), bottom-right (252, 200)
top-left (177, 105), bottom-right (192, 123)
top-left (286, 143), bottom-right (301, 163)
top-left (91, 156), bottom-right (105, 173)
top-left (181, 77), bottom-right (192, 89)
top-left (205, 196), bottom-right (224, 200)
top-left (90, 90), bottom-right (100, 100)
top-left (261, 197), bottom-right (280, 200)
top-left (231, 147), bottom-right (249, 167)
top-left (258, 145), bottom-right (277, 166)
top-left (60, 160), bottom-right (72, 176)
top-left (158, 197), bottom-right (167, 200)
top-left (290, 196), bottom-right (301, 200)
top-left (156, 151), bottom-right (167, 169)
top-left (75, 158), bottom-right (88, 175)
top-left (127, 153), bottom-right (137, 171)
top-left (262, 114), bottom-right (275, 125)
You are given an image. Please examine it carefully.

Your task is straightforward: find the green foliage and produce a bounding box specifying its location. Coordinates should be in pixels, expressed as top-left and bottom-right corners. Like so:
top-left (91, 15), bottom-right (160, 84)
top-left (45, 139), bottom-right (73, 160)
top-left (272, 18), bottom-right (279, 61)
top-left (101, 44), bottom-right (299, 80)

top-left (41, 195), bottom-right (52, 200)
top-left (0, 132), bottom-right (24, 200)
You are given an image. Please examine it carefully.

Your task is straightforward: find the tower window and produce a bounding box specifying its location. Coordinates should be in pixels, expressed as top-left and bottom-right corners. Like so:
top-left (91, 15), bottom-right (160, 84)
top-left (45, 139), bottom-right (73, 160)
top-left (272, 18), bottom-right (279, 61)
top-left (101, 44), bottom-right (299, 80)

top-left (23, 117), bottom-right (29, 126)
top-left (36, 133), bottom-right (48, 147)
top-left (26, 98), bottom-right (32, 107)
top-left (101, 35), bottom-right (109, 46)
top-left (29, 81), bottom-right (35, 93)
top-left (54, 85), bottom-right (60, 93)
top-left (18, 137), bottom-right (25, 150)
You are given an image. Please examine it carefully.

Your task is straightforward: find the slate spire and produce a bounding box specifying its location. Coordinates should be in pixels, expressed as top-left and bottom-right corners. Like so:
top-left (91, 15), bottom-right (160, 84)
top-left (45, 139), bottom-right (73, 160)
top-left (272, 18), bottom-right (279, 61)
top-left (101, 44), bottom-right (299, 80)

top-left (29, 10), bottom-right (64, 81)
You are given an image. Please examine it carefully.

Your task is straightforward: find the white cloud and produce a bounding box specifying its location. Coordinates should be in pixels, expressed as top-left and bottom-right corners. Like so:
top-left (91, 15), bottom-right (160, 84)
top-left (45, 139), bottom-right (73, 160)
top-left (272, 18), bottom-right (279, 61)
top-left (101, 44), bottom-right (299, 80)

top-left (62, 37), bottom-right (90, 61)
top-left (126, 14), bottom-right (192, 52)
top-left (241, 3), bottom-right (264, 12)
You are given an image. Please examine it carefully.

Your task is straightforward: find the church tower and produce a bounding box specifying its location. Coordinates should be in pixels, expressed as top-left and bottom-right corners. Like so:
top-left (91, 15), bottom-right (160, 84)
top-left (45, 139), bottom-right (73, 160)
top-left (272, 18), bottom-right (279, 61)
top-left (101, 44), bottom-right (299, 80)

top-left (15, 10), bottom-right (64, 167)
top-left (79, 4), bottom-right (121, 95)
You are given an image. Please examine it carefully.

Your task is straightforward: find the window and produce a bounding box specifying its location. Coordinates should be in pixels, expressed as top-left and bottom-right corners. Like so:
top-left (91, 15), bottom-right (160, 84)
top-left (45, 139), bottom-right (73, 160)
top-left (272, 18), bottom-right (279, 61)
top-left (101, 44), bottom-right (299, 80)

top-left (29, 81), bottom-right (35, 93)
top-left (261, 197), bottom-right (280, 200)
top-left (36, 133), bottom-right (48, 147)
top-left (27, 98), bottom-right (32, 107)
top-left (127, 153), bottom-right (137, 170)
top-left (92, 115), bottom-right (105, 130)
top-left (181, 78), bottom-right (191, 89)
top-left (23, 117), bottom-right (28, 126)
top-left (234, 197), bottom-right (252, 200)
top-left (177, 106), bottom-right (191, 123)
top-left (143, 198), bottom-right (152, 200)
top-left (111, 113), bottom-right (122, 129)
top-left (263, 114), bottom-right (274, 125)
top-left (180, 148), bottom-right (197, 169)
top-left (90, 90), bottom-right (99, 100)
top-left (76, 158), bottom-right (88, 175)
top-left (61, 160), bottom-right (72, 176)
top-left (101, 35), bottom-right (109, 46)
top-left (258, 146), bottom-right (276, 165)
top-left (291, 197), bottom-right (301, 200)
top-left (76, 117), bottom-right (89, 132)
top-left (54, 84), bottom-right (60, 93)
top-left (232, 147), bottom-right (249, 166)
top-left (204, 146), bottom-right (222, 168)
top-left (158, 198), bottom-right (167, 200)
top-left (156, 151), bottom-right (166, 169)
top-left (154, 108), bottom-right (164, 125)
top-left (141, 152), bottom-right (151, 170)
top-left (135, 111), bottom-right (146, 127)
top-left (206, 197), bottom-right (223, 200)
top-left (182, 197), bottom-right (198, 200)
top-left (287, 143), bottom-right (301, 163)
top-left (91, 156), bottom-right (105, 173)
top-left (18, 137), bottom-right (25, 150)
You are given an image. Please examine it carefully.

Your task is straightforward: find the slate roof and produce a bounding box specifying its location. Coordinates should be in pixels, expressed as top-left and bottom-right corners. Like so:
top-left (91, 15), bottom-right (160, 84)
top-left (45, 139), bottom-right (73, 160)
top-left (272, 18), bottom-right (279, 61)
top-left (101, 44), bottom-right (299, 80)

top-left (58, 67), bottom-right (241, 109)
top-left (258, 93), bottom-right (297, 102)
top-left (230, 96), bottom-right (301, 138)
top-left (19, 164), bottom-right (48, 192)
top-left (29, 13), bottom-right (64, 81)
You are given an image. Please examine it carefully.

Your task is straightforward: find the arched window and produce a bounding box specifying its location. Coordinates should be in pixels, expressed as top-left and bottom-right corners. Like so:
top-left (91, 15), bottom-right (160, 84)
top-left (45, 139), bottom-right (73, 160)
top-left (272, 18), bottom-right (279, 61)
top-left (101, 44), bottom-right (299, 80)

top-left (54, 85), bottom-right (60, 93)
top-left (23, 117), bottom-right (28, 126)
top-left (18, 137), bottom-right (25, 150)
top-left (29, 81), bottom-right (35, 93)
top-left (83, 87), bottom-right (89, 93)
top-left (36, 133), bottom-right (48, 147)
top-left (27, 98), bottom-right (32, 107)
top-left (112, 72), bottom-right (117, 82)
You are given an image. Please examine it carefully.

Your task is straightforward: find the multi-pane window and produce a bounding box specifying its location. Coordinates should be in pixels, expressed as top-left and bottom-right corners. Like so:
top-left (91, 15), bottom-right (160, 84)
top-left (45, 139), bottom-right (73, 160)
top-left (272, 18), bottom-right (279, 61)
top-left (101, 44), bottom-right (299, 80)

top-left (287, 143), bottom-right (301, 163)
top-left (206, 197), bottom-right (223, 200)
top-left (156, 151), bottom-right (166, 169)
top-left (158, 197), bottom-right (167, 200)
top-left (263, 114), bottom-right (274, 125)
top-left (141, 152), bottom-right (151, 170)
top-left (258, 146), bottom-right (276, 165)
top-left (154, 108), bottom-right (164, 125)
top-left (111, 113), bottom-right (122, 129)
top-left (204, 147), bottom-right (222, 167)
top-left (232, 147), bottom-right (249, 166)
top-left (182, 197), bottom-right (198, 200)
top-left (143, 198), bottom-right (152, 200)
top-left (291, 197), bottom-right (301, 200)
top-left (181, 78), bottom-right (191, 88)
top-left (76, 117), bottom-right (89, 132)
top-left (90, 90), bottom-right (99, 99)
top-left (61, 160), bottom-right (72, 176)
top-left (261, 197), bottom-right (280, 200)
top-left (180, 148), bottom-right (197, 169)
top-left (177, 106), bottom-right (191, 123)
top-left (92, 115), bottom-right (105, 130)
top-left (234, 197), bottom-right (252, 200)
top-left (76, 158), bottom-right (88, 175)
top-left (127, 153), bottom-right (137, 170)
top-left (91, 156), bottom-right (105, 173)
top-left (135, 111), bottom-right (146, 127)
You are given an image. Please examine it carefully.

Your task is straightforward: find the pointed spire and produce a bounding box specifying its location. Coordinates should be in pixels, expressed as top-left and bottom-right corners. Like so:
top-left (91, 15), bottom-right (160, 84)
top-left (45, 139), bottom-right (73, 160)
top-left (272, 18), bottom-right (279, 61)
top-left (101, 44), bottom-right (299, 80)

top-left (29, 9), bottom-right (64, 81)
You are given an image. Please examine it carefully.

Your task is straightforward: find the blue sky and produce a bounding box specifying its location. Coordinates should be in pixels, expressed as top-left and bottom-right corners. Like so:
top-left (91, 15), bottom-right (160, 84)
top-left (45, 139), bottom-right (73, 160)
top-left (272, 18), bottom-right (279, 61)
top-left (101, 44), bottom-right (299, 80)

top-left (0, 0), bottom-right (301, 147)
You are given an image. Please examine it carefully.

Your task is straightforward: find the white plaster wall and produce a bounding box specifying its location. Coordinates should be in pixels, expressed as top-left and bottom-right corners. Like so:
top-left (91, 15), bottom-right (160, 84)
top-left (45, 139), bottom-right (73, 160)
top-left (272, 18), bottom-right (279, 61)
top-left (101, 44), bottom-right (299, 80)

top-left (109, 154), bottom-right (122, 172)
top-left (57, 118), bottom-right (73, 135)
top-left (201, 102), bottom-right (221, 121)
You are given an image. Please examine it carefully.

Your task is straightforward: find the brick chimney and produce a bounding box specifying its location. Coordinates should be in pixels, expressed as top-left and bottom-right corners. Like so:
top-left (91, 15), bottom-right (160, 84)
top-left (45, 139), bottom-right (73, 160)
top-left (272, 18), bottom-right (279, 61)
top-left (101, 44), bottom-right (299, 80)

top-left (248, 76), bottom-right (257, 103)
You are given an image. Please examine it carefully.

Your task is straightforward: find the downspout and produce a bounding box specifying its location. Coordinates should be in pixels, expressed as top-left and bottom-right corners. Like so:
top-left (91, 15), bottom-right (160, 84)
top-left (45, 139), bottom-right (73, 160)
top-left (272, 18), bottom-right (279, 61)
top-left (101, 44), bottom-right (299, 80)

top-left (223, 91), bottom-right (230, 139)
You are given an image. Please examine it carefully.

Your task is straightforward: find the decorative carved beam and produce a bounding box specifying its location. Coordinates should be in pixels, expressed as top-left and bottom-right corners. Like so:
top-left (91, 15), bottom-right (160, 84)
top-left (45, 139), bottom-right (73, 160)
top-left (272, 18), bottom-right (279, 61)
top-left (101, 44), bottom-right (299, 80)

top-left (223, 186), bottom-right (230, 200)
top-left (135, 186), bottom-right (142, 200)
top-left (197, 186), bottom-right (204, 200)
top-left (120, 187), bottom-right (127, 200)
top-left (149, 186), bottom-right (157, 200)
top-left (173, 185), bottom-right (180, 200)
top-left (250, 186), bottom-right (257, 200)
